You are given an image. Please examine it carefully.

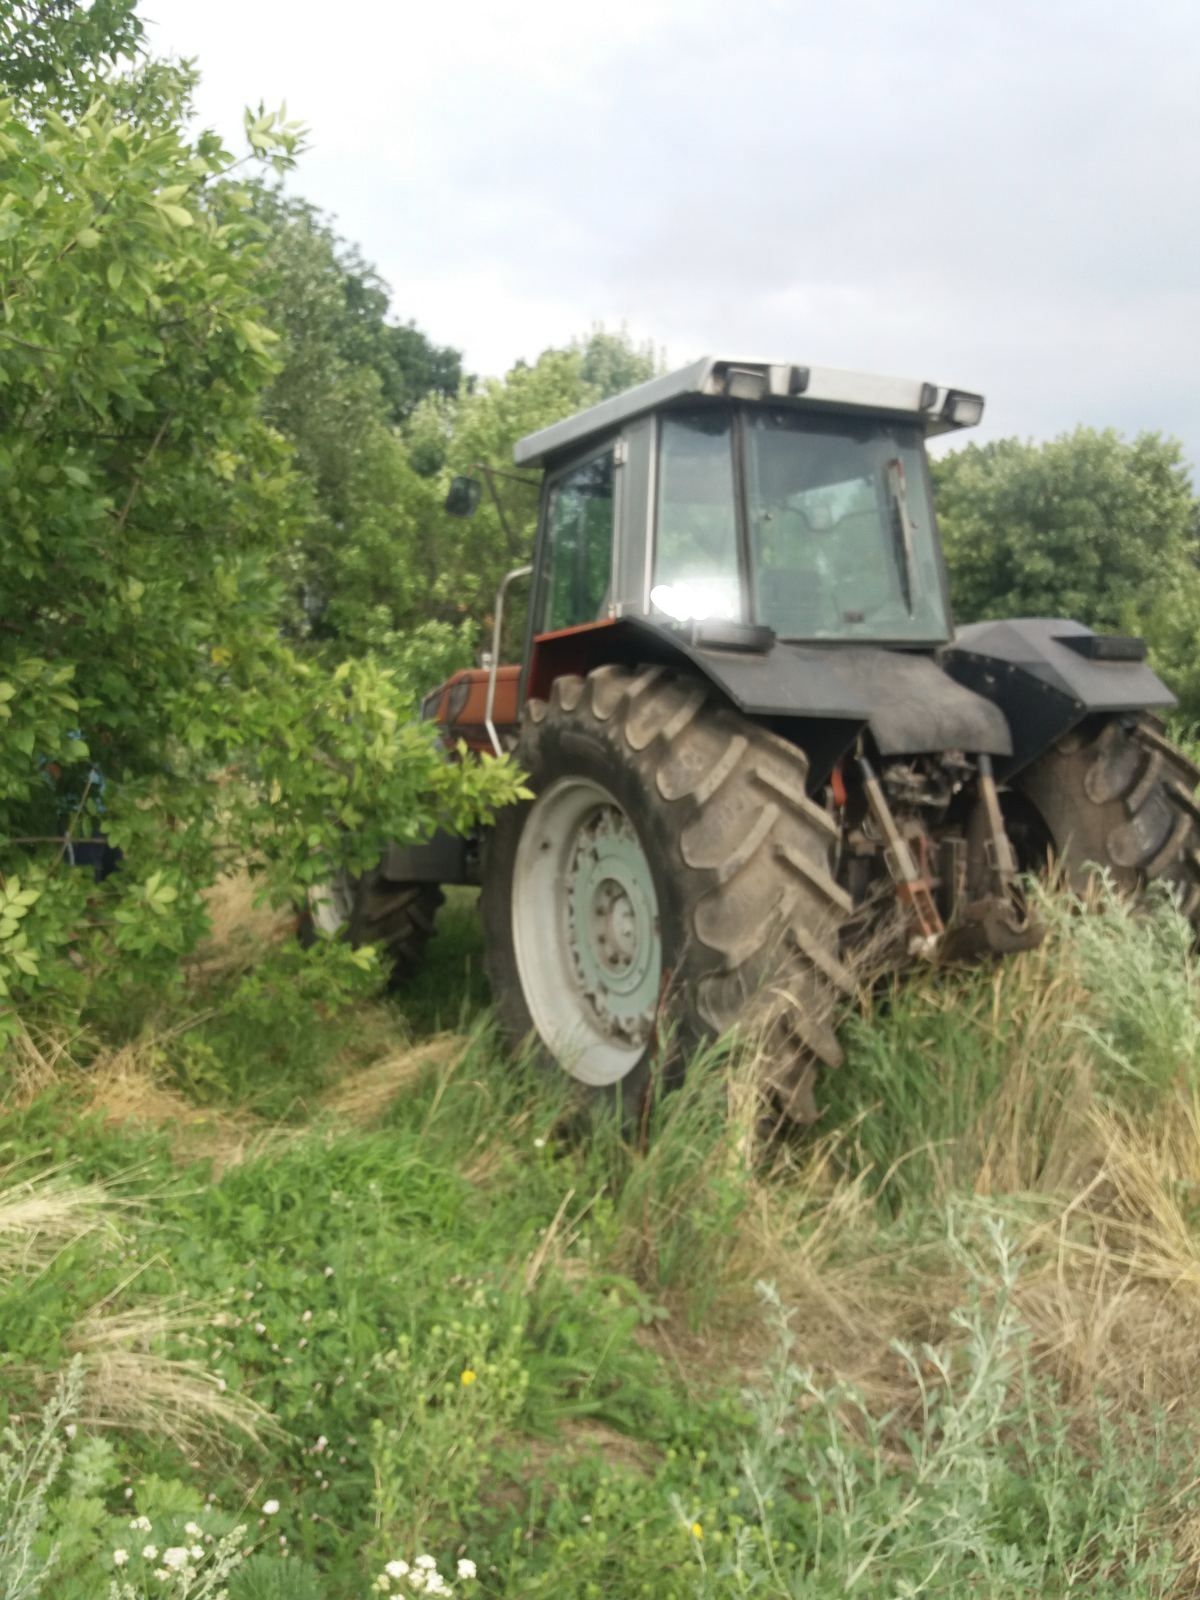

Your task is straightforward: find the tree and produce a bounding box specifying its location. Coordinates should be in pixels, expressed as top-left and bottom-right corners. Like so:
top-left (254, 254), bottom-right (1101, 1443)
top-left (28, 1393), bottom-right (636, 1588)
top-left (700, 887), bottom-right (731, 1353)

top-left (0, 57), bottom-right (522, 1035)
top-left (311, 329), bottom-right (661, 663)
top-left (0, 0), bottom-right (143, 116)
top-left (933, 429), bottom-right (1200, 710)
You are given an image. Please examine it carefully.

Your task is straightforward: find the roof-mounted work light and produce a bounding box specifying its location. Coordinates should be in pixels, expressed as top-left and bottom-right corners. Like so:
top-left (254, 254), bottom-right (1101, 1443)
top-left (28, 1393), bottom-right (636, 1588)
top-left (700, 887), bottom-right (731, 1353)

top-left (942, 389), bottom-right (985, 428)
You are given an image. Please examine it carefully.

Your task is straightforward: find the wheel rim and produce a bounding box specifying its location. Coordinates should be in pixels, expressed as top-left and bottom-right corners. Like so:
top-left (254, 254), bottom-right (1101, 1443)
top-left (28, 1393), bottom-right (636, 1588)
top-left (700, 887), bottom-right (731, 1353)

top-left (307, 870), bottom-right (355, 937)
top-left (512, 776), bottom-right (663, 1086)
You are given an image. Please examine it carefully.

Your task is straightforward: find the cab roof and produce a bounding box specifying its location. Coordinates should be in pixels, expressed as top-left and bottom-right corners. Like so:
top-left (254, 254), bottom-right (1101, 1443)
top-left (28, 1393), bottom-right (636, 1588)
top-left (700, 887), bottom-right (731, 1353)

top-left (513, 355), bottom-right (985, 469)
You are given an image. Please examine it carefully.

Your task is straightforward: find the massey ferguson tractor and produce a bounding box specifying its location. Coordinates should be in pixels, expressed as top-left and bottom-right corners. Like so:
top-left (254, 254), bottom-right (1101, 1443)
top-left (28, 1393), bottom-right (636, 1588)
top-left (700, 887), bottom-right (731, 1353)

top-left (312, 357), bottom-right (1200, 1119)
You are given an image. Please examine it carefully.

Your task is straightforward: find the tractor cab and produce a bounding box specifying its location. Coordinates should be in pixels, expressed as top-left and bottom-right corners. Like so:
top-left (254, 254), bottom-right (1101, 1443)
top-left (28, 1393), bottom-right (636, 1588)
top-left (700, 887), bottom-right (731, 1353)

top-left (513, 357), bottom-right (983, 653)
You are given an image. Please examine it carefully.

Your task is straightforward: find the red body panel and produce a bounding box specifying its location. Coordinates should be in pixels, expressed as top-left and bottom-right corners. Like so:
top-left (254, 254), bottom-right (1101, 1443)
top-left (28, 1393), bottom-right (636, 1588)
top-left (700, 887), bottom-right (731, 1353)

top-left (430, 621), bottom-right (620, 751)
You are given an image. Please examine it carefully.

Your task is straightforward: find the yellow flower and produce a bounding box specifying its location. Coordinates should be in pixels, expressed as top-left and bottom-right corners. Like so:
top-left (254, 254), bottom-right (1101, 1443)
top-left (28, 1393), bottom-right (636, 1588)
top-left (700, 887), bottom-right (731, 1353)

top-left (460, 1368), bottom-right (477, 1386)
top-left (691, 1522), bottom-right (703, 1541)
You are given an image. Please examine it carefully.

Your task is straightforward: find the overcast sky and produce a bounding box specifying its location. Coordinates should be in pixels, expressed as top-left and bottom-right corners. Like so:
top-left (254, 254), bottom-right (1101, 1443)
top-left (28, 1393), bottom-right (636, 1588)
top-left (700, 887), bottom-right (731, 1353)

top-left (145, 0), bottom-right (1199, 468)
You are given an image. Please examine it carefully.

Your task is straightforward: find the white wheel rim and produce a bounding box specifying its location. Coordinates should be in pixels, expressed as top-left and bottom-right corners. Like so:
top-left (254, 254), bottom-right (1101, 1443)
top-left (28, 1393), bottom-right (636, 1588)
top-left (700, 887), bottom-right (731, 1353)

top-left (308, 870), bottom-right (355, 937)
top-left (512, 776), bottom-right (663, 1087)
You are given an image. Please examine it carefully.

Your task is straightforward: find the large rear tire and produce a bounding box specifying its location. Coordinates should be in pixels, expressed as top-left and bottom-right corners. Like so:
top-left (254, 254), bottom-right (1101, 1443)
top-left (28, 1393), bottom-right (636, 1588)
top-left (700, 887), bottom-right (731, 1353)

top-left (1013, 715), bottom-right (1200, 928)
top-left (480, 665), bottom-right (854, 1120)
top-left (303, 868), bottom-right (443, 985)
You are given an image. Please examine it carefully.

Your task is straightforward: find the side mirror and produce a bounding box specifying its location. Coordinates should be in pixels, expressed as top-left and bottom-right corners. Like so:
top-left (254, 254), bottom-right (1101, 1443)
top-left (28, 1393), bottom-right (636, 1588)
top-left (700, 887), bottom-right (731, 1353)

top-left (444, 475), bottom-right (482, 517)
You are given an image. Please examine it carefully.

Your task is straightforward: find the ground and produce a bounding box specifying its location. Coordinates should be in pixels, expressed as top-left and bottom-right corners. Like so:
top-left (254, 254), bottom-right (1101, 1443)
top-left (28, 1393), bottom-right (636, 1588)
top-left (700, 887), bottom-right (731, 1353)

top-left (2, 881), bottom-right (1199, 1598)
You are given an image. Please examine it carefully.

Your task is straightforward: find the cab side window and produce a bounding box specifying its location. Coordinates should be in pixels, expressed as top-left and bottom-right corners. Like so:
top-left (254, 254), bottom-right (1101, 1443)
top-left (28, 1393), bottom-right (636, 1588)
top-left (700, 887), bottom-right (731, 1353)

top-left (541, 451), bottom-right (615, 632)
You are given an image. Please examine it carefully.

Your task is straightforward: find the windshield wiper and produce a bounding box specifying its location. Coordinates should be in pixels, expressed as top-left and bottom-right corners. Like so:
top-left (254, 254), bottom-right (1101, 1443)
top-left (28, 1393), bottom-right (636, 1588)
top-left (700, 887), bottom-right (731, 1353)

top-left (884, 458), bottom-right (916, 617)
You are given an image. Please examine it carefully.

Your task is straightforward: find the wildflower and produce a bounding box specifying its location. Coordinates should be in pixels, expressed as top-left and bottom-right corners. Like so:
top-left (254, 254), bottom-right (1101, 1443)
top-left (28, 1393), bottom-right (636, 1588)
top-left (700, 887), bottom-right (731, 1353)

top-left (190, 1544), bottom-right (204, 1560)
top-left (124, 1486), bottom-right (133, 1499)
top-left (691, 1521), bottom-right (704, 1540)
top-left (385, 1559), bottom-right (410, 1578)
top-left (457, 1557), bottom-right (477, 1579)
top-left (460, 1369), bottom-right (477, 1386)
top-left (415, 1555), bottom-right (437, 1570)
top-left (254, 1322), bottom-right (266, 1335)
top-left (262, 1498), bottom-right (280, 1515)
top-left (313, 1434), bottom-right (328, 1453)
top-left (163, 1547), bottom-right (189, 1570)
top-left (141, 1545), bottom-right (158, 1561)
top-left (154, 1569), bottom-right (170, 1582)
top-left (301, 1309), bottom-right (313, 1323)
top-left (130, 1516), bottom-right (152, 1533)
top-left (184, 1522), bottom-right (202, 1538)
top-left (113, 1550), bottom-right (129, 1568)
top-left (64, 1423), bottom-right (77, 1440)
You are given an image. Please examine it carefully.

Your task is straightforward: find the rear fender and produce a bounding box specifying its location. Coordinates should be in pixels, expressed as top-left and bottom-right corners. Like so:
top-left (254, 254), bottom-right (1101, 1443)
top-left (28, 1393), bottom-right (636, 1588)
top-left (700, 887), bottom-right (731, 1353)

top-left (525, 617), bottom-right (1008, 789)
top-left (941, 618), bottom-right (1176, 779)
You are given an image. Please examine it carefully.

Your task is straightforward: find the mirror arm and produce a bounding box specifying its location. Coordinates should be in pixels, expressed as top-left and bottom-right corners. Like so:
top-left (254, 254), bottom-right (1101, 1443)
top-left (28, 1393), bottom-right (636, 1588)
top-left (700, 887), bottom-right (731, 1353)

top-left (484, 564), bottom-right (534, 757)
top-left (478, 464), bottom-right (535, 561)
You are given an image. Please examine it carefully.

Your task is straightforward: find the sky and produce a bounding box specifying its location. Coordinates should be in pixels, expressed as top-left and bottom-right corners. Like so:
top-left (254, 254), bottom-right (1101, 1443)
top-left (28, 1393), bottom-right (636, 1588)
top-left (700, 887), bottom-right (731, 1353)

top-left (144, 0), bottom-right (1200, 468)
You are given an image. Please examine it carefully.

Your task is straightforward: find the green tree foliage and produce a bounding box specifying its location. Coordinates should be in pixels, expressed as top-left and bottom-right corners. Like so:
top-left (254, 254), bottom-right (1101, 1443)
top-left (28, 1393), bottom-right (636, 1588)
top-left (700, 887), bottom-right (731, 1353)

top-left (0, 53), bottom-right (523, 1034)
top-left (0, 0), bottom-right (143, 116)
top-left (934, 429), bottom-right (1200, 709)
top-left (313, 331), bottom-right (659, 665)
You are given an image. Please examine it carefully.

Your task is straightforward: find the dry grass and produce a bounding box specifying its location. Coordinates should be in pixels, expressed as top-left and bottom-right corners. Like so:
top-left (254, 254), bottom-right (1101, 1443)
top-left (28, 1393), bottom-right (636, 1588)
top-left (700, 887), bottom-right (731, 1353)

top-left (68, 1301), bottom-right (275, 1452)
top-left (86, 1038), bottom-right (292, 1175)
top-left (320, 1035), bottom-right (464, 1126)
top-left (185, 867), bottom-right (293, 985)
top-left (0, 1167), bottom-right (115, 1275)
top-left (0, 1019), bottom-right (75, 1109)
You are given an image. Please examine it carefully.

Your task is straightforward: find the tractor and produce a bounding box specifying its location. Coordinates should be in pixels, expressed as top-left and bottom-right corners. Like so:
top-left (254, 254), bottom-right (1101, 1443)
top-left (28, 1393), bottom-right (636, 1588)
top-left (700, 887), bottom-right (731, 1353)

top-left (313, 357), bottom-right (1200, 1119)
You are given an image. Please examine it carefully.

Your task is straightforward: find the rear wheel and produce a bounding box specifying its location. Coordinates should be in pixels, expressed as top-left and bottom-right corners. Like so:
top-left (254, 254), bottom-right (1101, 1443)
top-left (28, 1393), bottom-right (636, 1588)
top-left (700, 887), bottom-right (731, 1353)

top-left (480, 664), bottom-right (855, 1120)
top-left (303, 868), bottom-right (443, 984)
top-left (1013, 715), bottom-right (1200, 928)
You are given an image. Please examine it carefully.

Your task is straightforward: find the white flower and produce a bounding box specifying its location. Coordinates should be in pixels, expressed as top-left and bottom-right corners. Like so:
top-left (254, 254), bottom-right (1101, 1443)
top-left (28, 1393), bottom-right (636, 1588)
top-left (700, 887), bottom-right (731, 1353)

top-left (254, 1322), bottom-right (266, 1335)
top-left (154, 1569), bottom-right (170, 1582)
top-left (301, 1309), bottom-right (312, 1323)
top-left (262, 1498), bottom-right (280, 1515)
top-left (457, 1558), bottom-right (477, 1580)
top-left (64, 1422), bottom-right (77, 1439)
top-left (123, 1486), bottom-right (133, 1499)
top-left (190, 1544), bottom-right (204, 1560)
top-left (385, 1559), bottom-right (409, 1578)
top-left (162, 1547), bottom-right (189, 1570)
top-left (141, 1544), bottom-right (158, 1560)
top-left (184, 1522), bottom-right (202, 1538)
top-left (415, 1555), bottom-right (437, 1571)
top-left (313, 1434), bottom-right (327, 1453)
top-left (112, 1550), bottom-right (129, 1568)
top-left (425, 1576), bottom-right (451, 1597)
top-left (323, 1265), bottom-right (334, 1277)
top-left (130, 1516), bottom-right (152, 1533)
top-left (407, 1573), bottom-right (427, 1594)
top-left (533, 1137), bottom-right (546, 1149)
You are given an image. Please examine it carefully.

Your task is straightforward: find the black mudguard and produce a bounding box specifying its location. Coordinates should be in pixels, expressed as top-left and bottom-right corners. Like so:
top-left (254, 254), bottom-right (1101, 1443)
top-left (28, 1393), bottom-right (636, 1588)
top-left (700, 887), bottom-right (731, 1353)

top-left (941, 618), bottom-right (1176, 779)
top-left (544, 617), bottom-right (1013, 780)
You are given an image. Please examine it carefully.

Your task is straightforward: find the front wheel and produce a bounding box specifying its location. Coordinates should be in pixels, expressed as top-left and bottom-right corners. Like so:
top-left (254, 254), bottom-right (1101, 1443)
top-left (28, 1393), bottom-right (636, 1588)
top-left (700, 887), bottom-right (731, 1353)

top-left (480, 665), bottom-right (855, 1120)
top-left (1012, 715), bottom-right (1200, 929)
top-left (301, 868), bottom-right (443, 984)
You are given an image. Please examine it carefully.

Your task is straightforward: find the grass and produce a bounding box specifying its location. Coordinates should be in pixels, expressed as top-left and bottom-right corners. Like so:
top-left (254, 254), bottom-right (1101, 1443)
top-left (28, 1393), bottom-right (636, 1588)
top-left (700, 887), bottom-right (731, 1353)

top-left (1, 879), bottom-right (1199, 1595)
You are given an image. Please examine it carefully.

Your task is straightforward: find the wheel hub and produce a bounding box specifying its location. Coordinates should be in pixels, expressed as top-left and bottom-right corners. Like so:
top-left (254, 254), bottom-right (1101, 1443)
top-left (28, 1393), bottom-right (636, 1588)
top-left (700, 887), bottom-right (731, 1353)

top-left (565, 806), bottom-right (660, 1044)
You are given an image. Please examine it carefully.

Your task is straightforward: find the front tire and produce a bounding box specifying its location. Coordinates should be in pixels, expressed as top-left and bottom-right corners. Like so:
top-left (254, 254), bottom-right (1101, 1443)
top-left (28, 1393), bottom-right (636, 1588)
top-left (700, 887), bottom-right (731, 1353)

top-left (1013, 715), bottom-right (1200, 928)
top-left (481, 665), bottom-right (854, 1120)
top-left (302, 868), bottom-right (443, 985)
